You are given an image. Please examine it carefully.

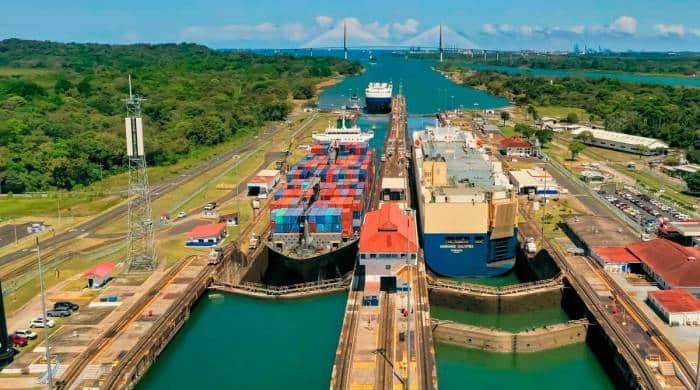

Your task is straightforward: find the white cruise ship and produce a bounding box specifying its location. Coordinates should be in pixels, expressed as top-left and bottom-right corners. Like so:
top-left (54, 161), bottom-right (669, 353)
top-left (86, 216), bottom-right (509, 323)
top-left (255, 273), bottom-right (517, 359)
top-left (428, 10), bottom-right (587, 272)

top-left (312, 114), bottom-right (374, 144)
top-left (365, 82), bottom-right (392, 114)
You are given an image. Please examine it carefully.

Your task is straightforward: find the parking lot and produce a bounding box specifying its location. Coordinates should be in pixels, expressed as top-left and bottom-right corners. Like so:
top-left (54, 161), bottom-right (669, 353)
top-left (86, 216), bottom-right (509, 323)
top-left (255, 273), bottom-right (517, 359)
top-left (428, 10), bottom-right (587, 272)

top-left (598, 187), bottom-right (692, 234)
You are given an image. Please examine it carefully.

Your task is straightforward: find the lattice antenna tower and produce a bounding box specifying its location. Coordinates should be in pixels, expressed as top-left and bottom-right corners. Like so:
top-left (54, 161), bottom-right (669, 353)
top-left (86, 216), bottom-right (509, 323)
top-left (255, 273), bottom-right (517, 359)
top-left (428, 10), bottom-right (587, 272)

top-left (125, 75), bottom-right (156, 272)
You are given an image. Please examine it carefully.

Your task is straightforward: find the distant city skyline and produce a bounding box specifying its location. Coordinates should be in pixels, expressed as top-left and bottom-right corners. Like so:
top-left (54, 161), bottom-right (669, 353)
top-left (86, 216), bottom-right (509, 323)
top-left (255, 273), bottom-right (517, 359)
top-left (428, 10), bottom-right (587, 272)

top-left (2, 0), bottom-right (700, 51)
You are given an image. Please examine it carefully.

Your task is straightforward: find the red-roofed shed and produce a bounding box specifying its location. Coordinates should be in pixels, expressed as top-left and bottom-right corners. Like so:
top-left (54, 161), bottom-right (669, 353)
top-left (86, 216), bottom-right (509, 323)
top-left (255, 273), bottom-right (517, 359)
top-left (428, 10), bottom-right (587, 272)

top-left (186, 223), bottom-right (227, 247)
top-left (591, 246), bottom-right (641, 273)
top-left (359, 203), bottom-right (418, 279)
top-left (648, 289), bottom-right (700, 326)
top-left (83, 262), bottom-right (116, 288)
top-left (629, 239), bottom-right (700, 292)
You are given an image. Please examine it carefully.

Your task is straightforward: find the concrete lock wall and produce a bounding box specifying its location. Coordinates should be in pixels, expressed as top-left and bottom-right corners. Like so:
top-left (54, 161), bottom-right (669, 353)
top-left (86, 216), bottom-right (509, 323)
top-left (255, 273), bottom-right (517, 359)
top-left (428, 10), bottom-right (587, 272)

top-left (428, 285), bottom-right (563, 314)
top-left (433, 320), bottom-right (588, 353)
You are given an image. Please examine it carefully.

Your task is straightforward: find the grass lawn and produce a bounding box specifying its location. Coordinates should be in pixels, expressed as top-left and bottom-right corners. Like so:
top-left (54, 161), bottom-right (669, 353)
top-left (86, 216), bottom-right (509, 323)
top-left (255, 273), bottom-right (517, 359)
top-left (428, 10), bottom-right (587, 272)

top-left (0, 195), bottom-right (121, 220)
top-left (499, 125), bottom-right (516, 137)
top-left (535, 106), bottom-right (589, 120)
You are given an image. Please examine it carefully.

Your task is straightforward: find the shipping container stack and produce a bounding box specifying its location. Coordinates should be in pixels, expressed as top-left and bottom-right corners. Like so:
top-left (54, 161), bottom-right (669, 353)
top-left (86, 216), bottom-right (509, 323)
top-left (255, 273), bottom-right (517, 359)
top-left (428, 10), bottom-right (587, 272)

top-left (270, 142), bottom-right (374, 241)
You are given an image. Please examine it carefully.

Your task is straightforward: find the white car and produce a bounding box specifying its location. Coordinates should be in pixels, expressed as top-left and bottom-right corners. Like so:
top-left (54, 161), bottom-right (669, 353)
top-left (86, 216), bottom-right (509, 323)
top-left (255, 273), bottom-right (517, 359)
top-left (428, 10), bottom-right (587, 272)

top-left (14, 329), bottom-right (37, 339)
top-left (30, 318), bottom-right (55, 328)
top-left (177, 211), bottom-right (187, 219)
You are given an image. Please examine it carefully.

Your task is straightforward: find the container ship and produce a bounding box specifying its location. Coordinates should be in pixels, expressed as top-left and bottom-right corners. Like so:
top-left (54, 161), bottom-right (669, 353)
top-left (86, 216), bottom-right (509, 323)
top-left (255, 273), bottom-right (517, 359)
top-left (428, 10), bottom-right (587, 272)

top-left (365, 82), bottom-right (392, 114)
top-left (267, 141), bottom-right (375, 282)
top-left (412, 124), bottom-right (518, 277)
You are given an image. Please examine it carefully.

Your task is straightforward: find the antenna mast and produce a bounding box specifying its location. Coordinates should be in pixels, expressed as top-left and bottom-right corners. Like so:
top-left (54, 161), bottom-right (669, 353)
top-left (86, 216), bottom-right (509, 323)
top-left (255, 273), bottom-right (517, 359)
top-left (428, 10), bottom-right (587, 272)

top-left (439, 24), bottom-right (444, 63)
top-left (125, 75), bottom-right (156, 272)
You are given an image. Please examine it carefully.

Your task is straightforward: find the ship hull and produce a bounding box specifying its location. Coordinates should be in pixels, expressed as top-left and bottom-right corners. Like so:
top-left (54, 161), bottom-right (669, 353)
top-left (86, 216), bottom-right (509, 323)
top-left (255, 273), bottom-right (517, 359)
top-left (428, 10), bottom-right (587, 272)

top-left (421, 230), bottom-right (518, 277)
top-left (265, 239), bottom-right (358, 284)
top-left (365, 97), bottom-right (391, 114)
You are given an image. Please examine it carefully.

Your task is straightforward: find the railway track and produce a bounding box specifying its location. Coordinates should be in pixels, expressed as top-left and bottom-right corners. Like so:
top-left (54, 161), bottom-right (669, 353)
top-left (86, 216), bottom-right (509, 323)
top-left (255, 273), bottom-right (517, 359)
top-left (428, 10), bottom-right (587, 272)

top-left (415, 259), bottom-right (437, 390)
top-left (519, 211), bottom-right (661, 389)
top-left (56, 255), bottom-right (198, 389)
top-left (333, 287), bottom-right (362, 390)
top-left (375, 291), bottom-right (395, 389)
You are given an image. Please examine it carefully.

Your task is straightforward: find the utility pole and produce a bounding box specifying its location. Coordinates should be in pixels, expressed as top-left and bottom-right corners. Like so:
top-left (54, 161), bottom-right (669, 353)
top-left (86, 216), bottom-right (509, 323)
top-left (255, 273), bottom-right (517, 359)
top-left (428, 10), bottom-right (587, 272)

top-left (37, 237), bottom-right (53, 389)
top-left (439, 24), bottom-right (443, 63)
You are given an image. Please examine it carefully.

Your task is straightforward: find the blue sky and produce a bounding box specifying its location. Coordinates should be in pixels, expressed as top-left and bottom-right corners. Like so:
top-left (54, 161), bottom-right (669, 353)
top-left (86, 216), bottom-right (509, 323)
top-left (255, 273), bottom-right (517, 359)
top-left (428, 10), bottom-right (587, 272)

top-left (2, 0), bottom-right (700, 51)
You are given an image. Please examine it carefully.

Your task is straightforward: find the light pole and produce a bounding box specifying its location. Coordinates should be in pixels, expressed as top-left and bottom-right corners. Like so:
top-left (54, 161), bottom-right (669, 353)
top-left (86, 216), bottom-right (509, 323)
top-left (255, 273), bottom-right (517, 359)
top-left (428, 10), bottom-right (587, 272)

top-left (36, 238), bottom-right (53, 389)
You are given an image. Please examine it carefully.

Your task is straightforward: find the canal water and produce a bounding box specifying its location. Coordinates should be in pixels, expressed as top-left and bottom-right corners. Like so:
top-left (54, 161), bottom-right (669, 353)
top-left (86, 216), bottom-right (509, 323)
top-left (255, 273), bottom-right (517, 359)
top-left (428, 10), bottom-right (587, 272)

top-left (137, 293), bottom-right (346, 390)
top-left (464, 63), bottom-right (700, 87)
top-left (142, 51), bottom-right (615, 389)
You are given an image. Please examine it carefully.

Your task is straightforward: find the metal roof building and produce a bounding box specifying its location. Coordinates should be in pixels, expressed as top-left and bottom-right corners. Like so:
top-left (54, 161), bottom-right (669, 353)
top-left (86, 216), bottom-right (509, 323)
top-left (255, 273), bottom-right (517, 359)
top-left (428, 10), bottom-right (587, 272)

top-left (570, 128), bottom-right (668, 155)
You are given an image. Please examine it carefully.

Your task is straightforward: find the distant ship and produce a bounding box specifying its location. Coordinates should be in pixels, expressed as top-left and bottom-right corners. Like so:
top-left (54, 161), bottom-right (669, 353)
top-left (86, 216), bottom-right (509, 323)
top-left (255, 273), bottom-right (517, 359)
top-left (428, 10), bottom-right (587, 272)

top-left (312, 113), bottom-right (374, 144)
top-left (412, 124), bottom-right (519, 277)
top-left (368, 52), bottom-right (377, 64)
top-left (348, 92), bottom-right (361, 111)
top-left (365, 82), bottom-right (392, 114)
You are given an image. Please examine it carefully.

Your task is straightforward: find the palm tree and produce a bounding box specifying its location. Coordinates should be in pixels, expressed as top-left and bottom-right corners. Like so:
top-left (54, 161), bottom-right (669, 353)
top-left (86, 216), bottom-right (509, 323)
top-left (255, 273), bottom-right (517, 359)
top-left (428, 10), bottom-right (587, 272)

top-left (526, 105), bottom-right (539, 121)
top-left (500, 111), bottom-right (510, 126)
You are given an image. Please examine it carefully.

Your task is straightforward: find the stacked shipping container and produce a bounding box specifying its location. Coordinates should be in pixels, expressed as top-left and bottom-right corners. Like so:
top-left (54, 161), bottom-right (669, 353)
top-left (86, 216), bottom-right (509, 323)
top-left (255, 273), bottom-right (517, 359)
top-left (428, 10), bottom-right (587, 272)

top-left (270, 142), bottom-right (374, 239)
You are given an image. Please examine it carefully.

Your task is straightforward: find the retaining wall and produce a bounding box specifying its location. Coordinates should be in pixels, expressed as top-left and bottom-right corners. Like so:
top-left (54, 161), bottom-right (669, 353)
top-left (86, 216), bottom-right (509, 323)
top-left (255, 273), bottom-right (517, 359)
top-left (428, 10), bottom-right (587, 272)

top-left (433, 320), bottom-right (588, 353)
top-left (428, 284), bottom-right (563, 314)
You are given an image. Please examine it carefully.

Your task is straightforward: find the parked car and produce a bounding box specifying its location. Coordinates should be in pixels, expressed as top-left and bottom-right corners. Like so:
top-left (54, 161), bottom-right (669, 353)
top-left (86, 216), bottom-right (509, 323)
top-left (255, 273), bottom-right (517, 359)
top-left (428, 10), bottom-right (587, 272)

top-left (9, 334), bottom-right (27, 347)
top-left (30, 318), bottom-right (55, 328)
top-left (177, 211), bottom-right (187, 219)
top-left (14, 329), bottom-right (37, 340)
top-left (204, 202), bottom-right (217, 211)
top-left (46, 309), bottom-right (71, 317)
top-left (54, 301), bottom-right (79, 312)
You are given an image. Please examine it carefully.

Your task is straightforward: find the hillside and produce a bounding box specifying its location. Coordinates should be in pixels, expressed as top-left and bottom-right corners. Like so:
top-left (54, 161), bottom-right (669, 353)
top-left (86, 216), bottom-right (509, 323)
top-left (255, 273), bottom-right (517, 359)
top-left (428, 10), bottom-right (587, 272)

top-left (0, 39), bottom-right (361, 193)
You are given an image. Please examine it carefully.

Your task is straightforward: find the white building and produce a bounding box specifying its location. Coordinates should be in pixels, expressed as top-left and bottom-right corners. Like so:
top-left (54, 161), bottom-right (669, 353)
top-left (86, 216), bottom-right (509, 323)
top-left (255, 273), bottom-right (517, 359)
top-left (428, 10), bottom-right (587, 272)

top-left (570, 128), bottom-right (668, 155)
top-left (508, 168), bottom-right (559, 197)
top-left (648, 289), bottom-right (700, 326)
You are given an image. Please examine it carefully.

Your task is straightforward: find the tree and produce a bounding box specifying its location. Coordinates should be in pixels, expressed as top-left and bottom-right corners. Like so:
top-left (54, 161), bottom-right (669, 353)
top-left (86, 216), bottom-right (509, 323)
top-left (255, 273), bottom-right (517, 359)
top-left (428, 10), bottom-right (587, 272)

top-left (575, 130), bottom-right (594, 144)
top-left (500, 111), bottom-right (510, 125)
top-left (526, 105), bottom-right (539, 120)
top-left (568, 141), bottom-right (586, 160)
top-left (566, 112), bottom-right (579, 123)
top-left (535, 129), bottom-right (554, 145)
top-left (684, 171), bottom-right (700, 194)
top-left (514, 123), bottom-right (536, 139)
top-left (291, 83), bottom-right (315, 100)
top-left (633, 144), bottom-right (650, 159)
top-left (54, 78), bottom-right (72, 94)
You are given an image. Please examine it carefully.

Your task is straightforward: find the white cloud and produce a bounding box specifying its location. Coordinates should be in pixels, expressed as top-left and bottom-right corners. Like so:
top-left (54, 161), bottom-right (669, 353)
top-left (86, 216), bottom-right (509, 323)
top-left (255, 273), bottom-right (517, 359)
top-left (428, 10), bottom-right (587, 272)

top-left (182, 22), bottom-right (307, 42)
top-left (392, 18), bottom-right (419, 35)
top-left (691, 28), bottom-right (700, 37)
top-left (654, 24), bottom-right (685, 37)
top-left (519, 25), bottom-right (534, 36)
top-left (609, 16), bottom-right (637, 34)
top-left (498, 24), bottom-right (513, 33)
top-left (481, 23), bottom-right (497, 35)
top-left (315, 15), bottom-right (333, 28)
top-left (569, 25), bottom-right (585, 34)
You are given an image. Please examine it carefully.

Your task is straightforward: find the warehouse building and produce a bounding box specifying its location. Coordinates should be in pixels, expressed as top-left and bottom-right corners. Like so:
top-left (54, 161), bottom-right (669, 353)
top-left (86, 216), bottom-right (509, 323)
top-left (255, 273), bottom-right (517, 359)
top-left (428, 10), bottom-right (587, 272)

top-left (570, 128), bottom-right (668, 155)
top-left (647, 289), bottom-right (700, 326)
top-left (629, 239), bottom-right (700, 293)
top-left (508, 168), bottom-right (559, 197)
top-left (590, 246), bottom-right (641, 273)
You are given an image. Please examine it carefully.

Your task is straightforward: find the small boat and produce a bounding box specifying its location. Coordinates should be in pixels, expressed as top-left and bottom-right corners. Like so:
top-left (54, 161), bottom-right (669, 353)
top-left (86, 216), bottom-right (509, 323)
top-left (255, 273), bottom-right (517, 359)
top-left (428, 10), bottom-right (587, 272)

top-left (369, 52), bottom-right (377, 64)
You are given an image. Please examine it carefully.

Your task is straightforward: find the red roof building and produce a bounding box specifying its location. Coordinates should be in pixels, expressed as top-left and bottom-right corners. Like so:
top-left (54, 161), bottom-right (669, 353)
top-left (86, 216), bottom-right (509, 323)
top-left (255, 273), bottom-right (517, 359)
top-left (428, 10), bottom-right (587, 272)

top-left (83, 262), bottom-right (117, 288)
top-left (590, 246), bottom-right (640, 273)
top-left (499, 137), bottom-right (535, 157)
top-left (628, 239), bottom-right (700, 291)
top-left (647, 289), bottom-right (700, 326)
top-left (186, 223), bottom-right (227, 247)
top-left (359, 204), bottom-right (418, 278)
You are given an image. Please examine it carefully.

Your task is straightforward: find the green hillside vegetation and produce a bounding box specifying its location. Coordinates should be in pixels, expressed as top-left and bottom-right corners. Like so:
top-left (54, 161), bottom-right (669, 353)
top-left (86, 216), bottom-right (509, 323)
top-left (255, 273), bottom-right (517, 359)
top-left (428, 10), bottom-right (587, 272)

top-left (456, 52), bottom-right (700, 76)
top-left (449, 68), bottom-right (700, 163)
top-left (0, 39), bottom-right (361, 193)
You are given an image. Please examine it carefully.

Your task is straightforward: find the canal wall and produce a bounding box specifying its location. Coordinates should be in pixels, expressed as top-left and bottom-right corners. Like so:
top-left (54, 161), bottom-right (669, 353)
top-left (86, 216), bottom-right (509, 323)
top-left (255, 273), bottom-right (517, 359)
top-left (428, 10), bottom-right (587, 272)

top-left (432, 319), bottom-right (588, 353)
top-left (428, 283), bottom-right (562, 314)
top-left (240, 246), bottom-right (268, 283)
top-left (514, 247), bottom-right (561, 281)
